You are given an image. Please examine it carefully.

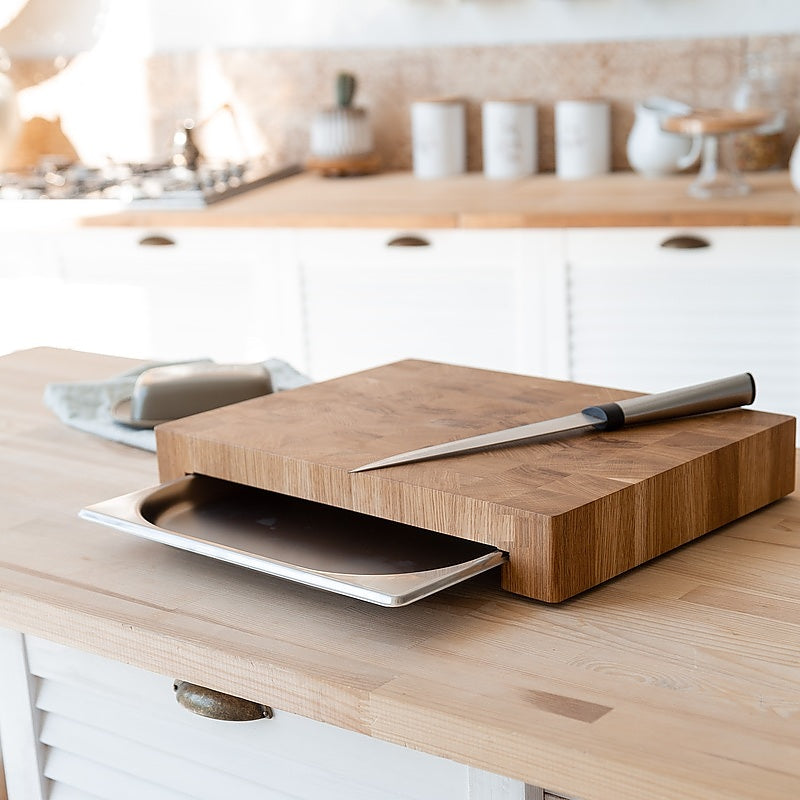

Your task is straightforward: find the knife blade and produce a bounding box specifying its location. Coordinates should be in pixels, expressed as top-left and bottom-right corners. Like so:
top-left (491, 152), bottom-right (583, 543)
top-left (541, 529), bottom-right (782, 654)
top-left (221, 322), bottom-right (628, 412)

top-left (349, 373), bottom-right (755, 473)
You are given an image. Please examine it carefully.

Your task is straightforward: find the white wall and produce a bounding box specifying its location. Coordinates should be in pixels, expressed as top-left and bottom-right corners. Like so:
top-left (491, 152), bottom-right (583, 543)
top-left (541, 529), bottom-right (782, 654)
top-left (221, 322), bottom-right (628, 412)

top-left (2, 0), bottom-right (800, 59)
top-left (146, 0), bottom-right (800, 51)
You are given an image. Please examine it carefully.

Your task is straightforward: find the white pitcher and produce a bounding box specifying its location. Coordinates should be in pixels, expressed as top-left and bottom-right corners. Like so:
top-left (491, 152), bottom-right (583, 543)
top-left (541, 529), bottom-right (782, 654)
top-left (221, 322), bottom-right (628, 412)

top-left (626, 96), bottom-right (702, 177)
top-left (790, 134), bottom-right (800, 193)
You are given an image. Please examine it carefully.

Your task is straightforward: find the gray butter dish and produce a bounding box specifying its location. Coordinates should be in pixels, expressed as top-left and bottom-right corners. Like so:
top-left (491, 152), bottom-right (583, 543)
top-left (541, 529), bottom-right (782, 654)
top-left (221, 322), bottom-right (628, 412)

top-left (112, 363), bottom-right (272, 429)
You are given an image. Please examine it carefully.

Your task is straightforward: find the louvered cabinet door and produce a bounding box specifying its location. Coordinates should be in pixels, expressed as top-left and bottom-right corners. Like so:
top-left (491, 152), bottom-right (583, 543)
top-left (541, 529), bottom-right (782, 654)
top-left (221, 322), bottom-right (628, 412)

top-left (566, 228), bottom-right (800, 434)
top-left (0, 633), bottom-right (479, 800)
top-left (293, 229), bottom-right (567, 382)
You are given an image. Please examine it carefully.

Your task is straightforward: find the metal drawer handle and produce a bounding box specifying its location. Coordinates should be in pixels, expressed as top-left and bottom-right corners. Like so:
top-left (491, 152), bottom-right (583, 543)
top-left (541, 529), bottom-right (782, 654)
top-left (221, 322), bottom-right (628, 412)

top-left (139, 234), bottom-right (176, 247)
top-left (659, 234), bottom-right (711, 250)
top-left (386, 235), bottom-right (430, 248)
top-left (173, 680), bottom-right (273, 721)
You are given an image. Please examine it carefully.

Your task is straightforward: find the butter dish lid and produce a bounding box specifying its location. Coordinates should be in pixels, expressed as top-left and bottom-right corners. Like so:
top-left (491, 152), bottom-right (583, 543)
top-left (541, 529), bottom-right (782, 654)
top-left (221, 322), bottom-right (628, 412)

top-left (113, 362), bottom-right (272, 430)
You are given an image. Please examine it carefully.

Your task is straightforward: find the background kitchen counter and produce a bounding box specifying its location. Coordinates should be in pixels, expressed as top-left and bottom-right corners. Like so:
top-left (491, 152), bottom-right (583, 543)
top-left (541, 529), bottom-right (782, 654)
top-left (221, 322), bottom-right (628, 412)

top-left (76, 170), bottom-right (800, 229)
top-left (3, 176), bottom-right (799, 435)
top-left (0, 347), bottom-right (799, 800)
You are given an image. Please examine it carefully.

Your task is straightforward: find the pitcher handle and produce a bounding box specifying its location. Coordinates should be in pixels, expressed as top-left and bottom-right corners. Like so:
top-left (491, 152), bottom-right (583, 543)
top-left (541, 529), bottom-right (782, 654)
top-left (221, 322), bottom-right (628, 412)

top-left (677, 134), bottom-right (703, 170)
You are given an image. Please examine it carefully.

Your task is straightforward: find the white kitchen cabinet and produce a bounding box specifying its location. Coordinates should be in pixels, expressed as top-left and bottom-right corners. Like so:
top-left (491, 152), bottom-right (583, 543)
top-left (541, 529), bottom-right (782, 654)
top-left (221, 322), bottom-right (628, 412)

top-left (0, 632), bottom-right (542, 800)
top-left (0, 232), bottom-right (62, 357)
top-left (53, 227), bottom-right (304, 365)
top-left (291, 229), bottom-right (569, 381)
top-left (5, 220), bottom-right (797, 431)
top-left (566, 227), bottom-right (800, 428)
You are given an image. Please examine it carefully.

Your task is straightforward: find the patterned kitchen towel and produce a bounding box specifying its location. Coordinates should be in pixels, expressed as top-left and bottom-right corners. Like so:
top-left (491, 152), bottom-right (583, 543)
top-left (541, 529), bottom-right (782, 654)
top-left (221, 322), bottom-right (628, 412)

top-left (43, 358), bottom-right (312, 452)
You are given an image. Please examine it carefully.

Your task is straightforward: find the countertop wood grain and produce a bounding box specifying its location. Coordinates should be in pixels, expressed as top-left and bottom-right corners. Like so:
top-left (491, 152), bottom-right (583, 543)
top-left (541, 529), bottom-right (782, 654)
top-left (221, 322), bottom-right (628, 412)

top-left (78, 170), bottom-right (800, 229)
top-left (1, 348), bottom-right (799, 800)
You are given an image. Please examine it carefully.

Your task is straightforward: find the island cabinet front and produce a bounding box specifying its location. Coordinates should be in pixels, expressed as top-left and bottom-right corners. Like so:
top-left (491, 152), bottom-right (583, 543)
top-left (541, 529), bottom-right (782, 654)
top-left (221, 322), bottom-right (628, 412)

top-left (0, 632), bottom-right (551, 800)
top-left (0, 349), bottom-right (799, 800)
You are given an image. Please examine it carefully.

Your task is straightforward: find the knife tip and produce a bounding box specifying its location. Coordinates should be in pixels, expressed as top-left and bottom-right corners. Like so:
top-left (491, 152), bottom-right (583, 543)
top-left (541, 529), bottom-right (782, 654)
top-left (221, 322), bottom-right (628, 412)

top-left (350, 458), bottom-right (395, 473)
top-left (349, 463), bottom-right (377, 473)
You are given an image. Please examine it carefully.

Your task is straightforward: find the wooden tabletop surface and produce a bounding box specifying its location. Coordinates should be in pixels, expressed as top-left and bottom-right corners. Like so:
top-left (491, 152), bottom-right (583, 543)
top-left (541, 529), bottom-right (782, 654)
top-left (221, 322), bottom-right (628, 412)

top-left (79, 170), bottom-right (800, 229)
top-left (1, 348), bottom-right (799, 800)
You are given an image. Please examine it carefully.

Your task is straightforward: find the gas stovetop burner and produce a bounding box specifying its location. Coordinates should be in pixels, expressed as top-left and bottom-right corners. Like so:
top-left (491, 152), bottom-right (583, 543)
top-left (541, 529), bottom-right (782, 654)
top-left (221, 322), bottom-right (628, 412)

top-left (0, 158), bottom-right (302, 207)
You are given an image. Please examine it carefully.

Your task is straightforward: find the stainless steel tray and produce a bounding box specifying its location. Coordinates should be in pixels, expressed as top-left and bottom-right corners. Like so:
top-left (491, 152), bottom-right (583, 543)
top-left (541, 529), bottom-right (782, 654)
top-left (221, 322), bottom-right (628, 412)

top-left (80, 475), bottom-right (506, 606)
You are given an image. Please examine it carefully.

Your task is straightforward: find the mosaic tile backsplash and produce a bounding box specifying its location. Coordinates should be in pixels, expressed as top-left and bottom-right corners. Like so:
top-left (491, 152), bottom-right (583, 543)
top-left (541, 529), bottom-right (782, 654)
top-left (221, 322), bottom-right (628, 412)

top-left (10, 34), bottom-right (800, 172)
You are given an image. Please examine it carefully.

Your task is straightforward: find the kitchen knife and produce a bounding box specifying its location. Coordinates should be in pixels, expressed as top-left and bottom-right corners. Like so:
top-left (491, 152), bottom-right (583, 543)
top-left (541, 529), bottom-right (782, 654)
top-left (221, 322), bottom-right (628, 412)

top-left (349, 373), bottom-right (756, 472)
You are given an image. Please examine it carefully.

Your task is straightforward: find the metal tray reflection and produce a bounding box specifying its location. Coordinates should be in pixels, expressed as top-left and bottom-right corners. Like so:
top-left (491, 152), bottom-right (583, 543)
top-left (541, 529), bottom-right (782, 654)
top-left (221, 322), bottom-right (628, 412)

top-left (80, 475), bottom-right (506, 606)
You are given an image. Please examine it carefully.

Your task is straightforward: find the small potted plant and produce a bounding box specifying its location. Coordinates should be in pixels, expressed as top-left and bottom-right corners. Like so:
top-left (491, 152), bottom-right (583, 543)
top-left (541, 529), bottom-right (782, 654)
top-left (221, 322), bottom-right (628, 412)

top-left (308, 72), bottom-right (380, 176)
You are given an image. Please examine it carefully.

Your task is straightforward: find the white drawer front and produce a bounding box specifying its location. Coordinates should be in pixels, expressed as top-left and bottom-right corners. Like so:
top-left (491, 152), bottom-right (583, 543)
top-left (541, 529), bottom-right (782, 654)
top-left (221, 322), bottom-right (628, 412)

top-left (566, 228), bottom-right (800, 436)
top-left (294, 229), bottom-right (564, 380)
top-left (52, 228), bottom-right (293, 363)
top-left (25, 637), bottom-right (467, 800)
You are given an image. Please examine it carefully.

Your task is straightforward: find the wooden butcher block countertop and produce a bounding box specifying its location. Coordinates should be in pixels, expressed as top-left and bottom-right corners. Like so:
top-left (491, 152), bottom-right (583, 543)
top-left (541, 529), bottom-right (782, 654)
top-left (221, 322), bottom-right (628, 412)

top-left (1, 348), bottom-right (800, 800)
top-left (80, 170), bottom-right (800, 229)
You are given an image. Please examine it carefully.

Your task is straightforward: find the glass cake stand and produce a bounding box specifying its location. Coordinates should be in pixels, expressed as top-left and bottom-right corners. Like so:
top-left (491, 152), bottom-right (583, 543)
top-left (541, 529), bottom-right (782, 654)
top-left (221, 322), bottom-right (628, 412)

top-left (662, 108), bottom-right (772, 199)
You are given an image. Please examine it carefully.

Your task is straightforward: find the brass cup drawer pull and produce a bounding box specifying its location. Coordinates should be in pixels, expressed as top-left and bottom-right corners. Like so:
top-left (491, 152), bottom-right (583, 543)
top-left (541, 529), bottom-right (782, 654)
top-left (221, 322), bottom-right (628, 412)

top-left (173, 680), bottom-right (273, 721)
top-left (138, 234), bottom-right (177, 247)
top-left (386, 234), bottom-right (431, 247)
top-left (659, 234), bottom-right (711, 250)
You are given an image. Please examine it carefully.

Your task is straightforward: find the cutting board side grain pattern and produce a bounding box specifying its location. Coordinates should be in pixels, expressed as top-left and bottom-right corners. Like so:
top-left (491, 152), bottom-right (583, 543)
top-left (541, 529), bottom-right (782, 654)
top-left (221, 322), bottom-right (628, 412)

top-left (156, 360), bottom-right (796, 602)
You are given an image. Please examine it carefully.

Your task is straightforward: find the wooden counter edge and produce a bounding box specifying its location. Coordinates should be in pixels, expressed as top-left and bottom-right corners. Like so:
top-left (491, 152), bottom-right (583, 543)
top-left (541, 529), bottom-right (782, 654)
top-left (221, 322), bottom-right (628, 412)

top-left (74, 170), bottom-right (800, 230)
top-left (0, 580), bottom-right (777, 800)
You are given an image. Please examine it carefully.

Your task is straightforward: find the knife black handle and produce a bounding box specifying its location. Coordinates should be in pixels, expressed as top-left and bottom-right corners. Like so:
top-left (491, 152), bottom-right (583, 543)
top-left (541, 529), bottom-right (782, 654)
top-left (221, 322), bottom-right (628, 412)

top-left (582, 373), bottom-right (756, 431)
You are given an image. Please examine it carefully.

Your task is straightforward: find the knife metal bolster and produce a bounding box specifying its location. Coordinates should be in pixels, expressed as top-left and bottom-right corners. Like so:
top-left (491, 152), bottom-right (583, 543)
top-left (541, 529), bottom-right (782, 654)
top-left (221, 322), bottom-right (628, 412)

top-left (581, 402), bottom-right (626, 431)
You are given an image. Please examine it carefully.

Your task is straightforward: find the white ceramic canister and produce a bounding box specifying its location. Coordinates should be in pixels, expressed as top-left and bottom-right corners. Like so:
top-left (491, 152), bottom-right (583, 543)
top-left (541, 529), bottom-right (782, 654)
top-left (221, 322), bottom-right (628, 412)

top-left (482, 99), bottom-right (537, 179)
top-left (555, 98), bottom-right (611, 180)
top-left (411, 98), bottom-right (466, 179)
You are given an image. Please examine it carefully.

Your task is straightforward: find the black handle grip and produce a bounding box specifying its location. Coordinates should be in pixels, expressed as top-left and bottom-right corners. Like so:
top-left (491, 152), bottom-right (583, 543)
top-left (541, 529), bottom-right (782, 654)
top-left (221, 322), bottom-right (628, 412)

top-left (582, 373), bottom-right (756, 431)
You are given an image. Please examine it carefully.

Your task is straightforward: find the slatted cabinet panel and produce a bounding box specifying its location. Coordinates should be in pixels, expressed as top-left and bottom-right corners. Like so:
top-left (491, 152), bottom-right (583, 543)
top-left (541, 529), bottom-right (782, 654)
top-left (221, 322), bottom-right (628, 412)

top-left (566, 228), bottom-right (800, 436)
top-left (294, 229), bottom-right (568, 381)
top-left (21, 636), bottom-right (469, 800)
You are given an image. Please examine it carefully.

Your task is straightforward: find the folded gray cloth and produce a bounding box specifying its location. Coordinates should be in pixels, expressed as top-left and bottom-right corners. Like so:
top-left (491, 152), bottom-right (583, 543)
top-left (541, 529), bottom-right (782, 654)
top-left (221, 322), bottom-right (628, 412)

top-left (43, 358), bottom-right (312, 452)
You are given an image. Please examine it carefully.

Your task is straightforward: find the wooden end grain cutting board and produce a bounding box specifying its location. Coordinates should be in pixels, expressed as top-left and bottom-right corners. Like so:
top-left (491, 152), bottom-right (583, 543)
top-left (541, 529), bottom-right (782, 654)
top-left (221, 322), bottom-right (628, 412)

top-left (156, 360), bottom-right (796, 602)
